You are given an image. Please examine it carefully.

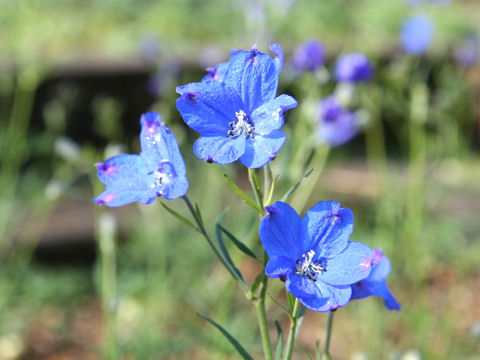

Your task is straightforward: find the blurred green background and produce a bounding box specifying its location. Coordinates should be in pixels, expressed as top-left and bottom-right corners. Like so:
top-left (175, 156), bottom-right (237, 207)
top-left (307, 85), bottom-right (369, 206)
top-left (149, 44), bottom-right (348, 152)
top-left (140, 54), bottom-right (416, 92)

top-left (1, 0), bottom-right (479, 359)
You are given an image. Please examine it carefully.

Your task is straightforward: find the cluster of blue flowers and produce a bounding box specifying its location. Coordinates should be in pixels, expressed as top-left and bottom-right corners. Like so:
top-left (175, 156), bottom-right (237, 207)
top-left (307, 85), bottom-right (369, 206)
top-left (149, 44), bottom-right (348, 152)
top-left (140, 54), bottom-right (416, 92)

top-left (93, 44), bottom-right (399, 313)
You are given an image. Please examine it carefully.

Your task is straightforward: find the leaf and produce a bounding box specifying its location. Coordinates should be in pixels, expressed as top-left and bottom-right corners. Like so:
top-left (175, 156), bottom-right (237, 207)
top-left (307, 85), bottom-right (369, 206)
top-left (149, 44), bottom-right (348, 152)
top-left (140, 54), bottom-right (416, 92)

top-left (215, 210), bottom-right (246, 285)
top-left (250, 271), bottom-right (265, 294)
top-left (281, 168), bottom-right (314, 202)
top-left (286, 292), bottom-right (296, 312)
top-left (197, 313), bottom-right (254, 360)
top-left (274, 320), bottom-right (284, 360)
top-left (224, 174), bottom-right (264, 214)
top-left (267, 293), bottom-right (291, 318)
top-left (218, 225), bottom-right (258, 260)
top-left (195, 202), bottom-right (204, 224)
top-left (264, 175), bottom-right (279, 207)
top-left (161, 202), bottom-right (198, 232)
top-left (295, 306), bottom-right (306, 338)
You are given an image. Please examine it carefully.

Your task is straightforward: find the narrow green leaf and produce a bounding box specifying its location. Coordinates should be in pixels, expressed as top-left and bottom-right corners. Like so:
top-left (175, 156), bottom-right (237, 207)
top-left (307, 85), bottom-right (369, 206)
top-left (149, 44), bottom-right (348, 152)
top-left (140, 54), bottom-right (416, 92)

top-left (224, 174), bottom-right (264, 214)
top-left (267, 293), bottom-right (291, 318)
top-left (295, 306), bottom-right (306, 338)
top-left (274, 320), bottom-right (284, 360)
top-left (281, 168), bottom-right (314, 202)
top-left (286, 292), bottom-right (296, 312)
top-left (215, 211), bottom-right (246, 284)
top-left (250, 271), bottom-right (264, 294)
top-left (195, 202), bottom-right (204, 224)
top-left (218, 225), bottom-right (258, 260)
top-left (161, 202), bottom-right (198, 232)
top-left (264, 175), bottom-right (279, 206)
top-left (263, 164), bottom-right (273, 205)
top-left (197, 313), bottom-right (254, 360)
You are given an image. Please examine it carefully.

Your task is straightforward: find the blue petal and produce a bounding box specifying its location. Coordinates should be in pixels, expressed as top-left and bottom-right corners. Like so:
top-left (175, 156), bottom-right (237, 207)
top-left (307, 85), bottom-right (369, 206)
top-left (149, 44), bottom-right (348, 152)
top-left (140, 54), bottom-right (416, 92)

top-left (369, 249), bottom-right (392, 282)
top-left (319, 241), bottom-right (374, 286)
top-left (285, 273), bottom-right (318, 299)
top-left (251, 95), bottom-right (298, 134)
top-left (93, 154), bottom-right (156, 207)
top-left (223, 46), bottom-right (278, 114)
top-left (202, 62), bottom-right (229, 82)
top-left (161, 176), bottom-right (189, 200)
top-left (302, 201), bottom-right (353, 258)
top-left (176, 81), bottom-right (244, 136)
top-left (265, 255), bottom-right (295, 278)
top-left (239, 130), bottom-right (286, 169)
top-left (351, 280), bottom-right (401, 311)
top-left (269, 43), bottom-right (284, 74)
top-left (298, 281), bottom-right (352, 312)
top-left (193, 135), bottom-right (245, 165)
top-left (259, 201), bottom-right (302, 259)
top-left (140, 112), bottom-right (186, 177)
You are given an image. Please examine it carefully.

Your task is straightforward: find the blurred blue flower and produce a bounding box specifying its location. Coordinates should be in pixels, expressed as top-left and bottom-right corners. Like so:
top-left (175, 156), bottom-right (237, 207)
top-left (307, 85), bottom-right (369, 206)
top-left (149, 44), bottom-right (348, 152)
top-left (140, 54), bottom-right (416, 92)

top-left (401, 15), bottom-right (434, 54)
top-left (259, 201), bottom-right (374, 312)
top-left (176, 44), bottom-right (297, 168)
top-left (334, 53), bottom-right (374, 83)
top-left (293, 39), bottom-right (326, 72)
top-left (351, 249), bottom-right (401, 311)
top-left (317, 96), bottom-right (358, 147)
top-left (93, 112), bottom-right (189, 207)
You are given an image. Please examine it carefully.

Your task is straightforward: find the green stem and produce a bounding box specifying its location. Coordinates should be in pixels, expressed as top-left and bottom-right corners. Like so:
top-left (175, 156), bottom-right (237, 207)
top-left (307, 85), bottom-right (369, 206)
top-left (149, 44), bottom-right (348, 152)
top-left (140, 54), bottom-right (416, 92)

top-left (248, 168), bottom-right (273, 360)
top-left (283, 298), bottom-right (301, 360)
top-left (322, 311), bottom-right (335, 360)
top-left (182, 195), bottom-right (250, 293)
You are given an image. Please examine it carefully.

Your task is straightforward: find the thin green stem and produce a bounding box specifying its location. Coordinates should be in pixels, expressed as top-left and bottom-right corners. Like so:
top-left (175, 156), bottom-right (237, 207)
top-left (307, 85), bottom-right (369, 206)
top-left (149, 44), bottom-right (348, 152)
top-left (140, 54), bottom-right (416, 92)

top-left (248, 168), bottom-right (273, 360)
top-left (182, 195), bottom-right (250, 293)
top-left (283, 298), bottom-right (301, 360)
top-left (322, 311), bottom-right (335, 360)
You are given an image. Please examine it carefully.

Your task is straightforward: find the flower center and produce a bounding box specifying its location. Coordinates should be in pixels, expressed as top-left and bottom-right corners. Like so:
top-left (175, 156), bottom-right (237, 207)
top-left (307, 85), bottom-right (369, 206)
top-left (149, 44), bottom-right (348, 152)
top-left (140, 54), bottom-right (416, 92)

top-left (295, 250), bottom-right (326, 281)
top-left (150, 160), bottom-right (176, 188)
top-left (227, 110), bottom-right (255, 139)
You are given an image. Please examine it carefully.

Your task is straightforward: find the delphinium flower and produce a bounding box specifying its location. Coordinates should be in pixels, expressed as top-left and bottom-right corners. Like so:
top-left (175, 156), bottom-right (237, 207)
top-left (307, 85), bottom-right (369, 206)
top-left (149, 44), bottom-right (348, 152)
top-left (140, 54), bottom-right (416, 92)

top-left (351, 249), bottom-right (401, 311)
top-left (316, 96), bottom-right (358, 147)
top-left (334, 53), bottom-right (374, 83)
top-left (176, 44), bottom-right (298, 168)
top-left (259, 201), bottom-right (374, 312)
top-left (93, 112), bottom-right (189, 207)
top-left (400, 15), bottom-right (434, 55)
top-left (293, 39), bottom-right (326, 72)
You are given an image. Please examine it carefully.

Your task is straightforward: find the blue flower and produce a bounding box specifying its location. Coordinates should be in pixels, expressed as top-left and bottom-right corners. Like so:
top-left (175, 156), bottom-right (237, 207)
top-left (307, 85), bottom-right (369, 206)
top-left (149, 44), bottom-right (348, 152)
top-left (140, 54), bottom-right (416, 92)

top-left (93, 112), bottom-right (189, 207)
top-left (293, 39), bottom-right (326, 72)
top-left (334, 53), bottom-right (374, 83)
top-left (400, 15), bottom-right (434, 55)
top-left (176, 44), bottom-right (298, 168)
top-left (317, 96), bottom-right (358, 147)
top-left (259, 201), bottom-right (374, 312)
top-left (351, 249), bottom-right (401, 311)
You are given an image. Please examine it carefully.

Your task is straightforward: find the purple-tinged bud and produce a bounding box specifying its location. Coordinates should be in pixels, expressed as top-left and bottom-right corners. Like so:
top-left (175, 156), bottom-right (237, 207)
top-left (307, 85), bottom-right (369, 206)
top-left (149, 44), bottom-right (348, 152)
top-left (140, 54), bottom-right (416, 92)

top-left (334, 53), bottom-right (374, 83)
top-left (454, 37), bottom-right (479, 68)
top-left (293, 39), bottom-right (326, 72)
top-left (317, 96), bottom-right (358, 147)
